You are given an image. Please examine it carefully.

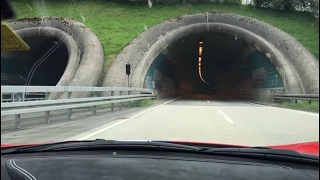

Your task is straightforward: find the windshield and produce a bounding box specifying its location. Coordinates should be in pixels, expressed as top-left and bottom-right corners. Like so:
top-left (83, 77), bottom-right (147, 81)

top-left (1, 0), bottom-right (319, 156)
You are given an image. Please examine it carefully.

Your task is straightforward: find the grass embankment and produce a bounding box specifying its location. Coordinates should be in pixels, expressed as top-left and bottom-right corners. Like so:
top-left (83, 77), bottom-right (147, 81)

top-left (281, 101), bottom-right (319, 112)
top-left (10, 0), bottom-right (319, 75)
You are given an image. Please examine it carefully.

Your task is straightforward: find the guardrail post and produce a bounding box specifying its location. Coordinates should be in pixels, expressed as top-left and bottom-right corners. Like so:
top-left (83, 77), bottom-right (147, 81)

top-left (309, 100), bottom-right (311, 105)
top-left (93, 92), bottom-right (97, 116)
top-left (44, 92), bottom-right (50, 123)
top-left (45, 92), bottom-right (50, 100)
top-left (119, 91), bottom-right (123, 110)
top-left (22, 92), bottom-right (25, 101)
top-left (111, 91), bottom-right (114, 112)
top-left (295, 99), bottom-right (297, 104)
top-left (15, 93), bottom-right (21, 102)
top-left (67, 92), bottom-right (72, 120)
top-left (11, 93), bottom-right (15, 102)
top-left (128, 91), bottom-right (131, 107)
top-left (13, 93), bottom-right (22, 128)
top-left (14, 115), bottom-right (21, 129)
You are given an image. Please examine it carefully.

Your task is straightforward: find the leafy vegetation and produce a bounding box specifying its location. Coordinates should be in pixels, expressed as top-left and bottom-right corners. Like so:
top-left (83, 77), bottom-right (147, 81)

top-left (98, 99), bottom-right (154, 109)
top-left (134, 99), bottom-right (154, 107)
top-left (124, 99), bottom-right (155, 107)
top-left (9, 0), bottom-right (319, 73)
top-left (281, 101), bottom-right (319, 112)
top-left (253, 0), bottom-right (319, 12)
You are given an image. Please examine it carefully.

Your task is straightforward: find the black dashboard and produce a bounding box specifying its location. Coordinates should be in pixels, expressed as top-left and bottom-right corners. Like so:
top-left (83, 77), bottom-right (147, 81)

top-left (1, 150), bottom-right (319, 180)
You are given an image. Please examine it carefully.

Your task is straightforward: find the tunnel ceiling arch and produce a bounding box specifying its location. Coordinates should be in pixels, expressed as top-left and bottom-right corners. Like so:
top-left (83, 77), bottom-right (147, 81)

top-left (1, 17), bottom-right (104, 98)
top-left (103, 13), bottom-right (319, 95)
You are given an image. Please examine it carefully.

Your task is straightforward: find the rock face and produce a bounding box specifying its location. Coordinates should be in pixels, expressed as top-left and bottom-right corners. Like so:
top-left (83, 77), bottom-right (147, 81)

top-left (4, 17), bottom-right (104, 98)
top-left (103, 13), bottom-right (319, 96)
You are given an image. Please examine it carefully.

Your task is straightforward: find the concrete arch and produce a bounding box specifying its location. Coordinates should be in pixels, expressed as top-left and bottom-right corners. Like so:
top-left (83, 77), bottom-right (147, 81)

top-left (103, 13), bottom-right (319, 97)
top-left (2, 17), bottom-right (104, 98)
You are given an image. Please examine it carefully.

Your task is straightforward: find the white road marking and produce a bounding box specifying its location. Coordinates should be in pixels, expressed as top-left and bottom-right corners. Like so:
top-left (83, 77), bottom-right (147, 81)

top-left (229, 98), bottom-right (319, 116)
top-left (217, 109), bottom-right (234, 124)
top-left (207, 100), bottom-right (210, 103)
top-left (77, 97), bottom-right (182, 140)
top-left (276, 108), bottom-right (319, 117)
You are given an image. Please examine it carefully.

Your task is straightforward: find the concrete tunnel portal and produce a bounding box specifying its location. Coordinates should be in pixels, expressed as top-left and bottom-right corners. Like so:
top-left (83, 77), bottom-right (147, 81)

top-left (1, 13), bottom-right (318, 101)
top-left (1, 17), bottom-right (104, 99)
top-left (104, 13), bottom-right (319, 101)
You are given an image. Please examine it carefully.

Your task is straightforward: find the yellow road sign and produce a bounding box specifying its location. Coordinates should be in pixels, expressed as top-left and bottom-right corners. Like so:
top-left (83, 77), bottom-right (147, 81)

top-left (1, 24), bottom-right (30, 51)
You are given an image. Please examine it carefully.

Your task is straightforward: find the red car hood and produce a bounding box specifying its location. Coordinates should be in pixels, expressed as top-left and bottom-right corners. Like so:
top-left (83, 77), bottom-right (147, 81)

top-left (268, 141), bottom-right (319, 155)
top-left (1, 141), bottom-right (319, 155)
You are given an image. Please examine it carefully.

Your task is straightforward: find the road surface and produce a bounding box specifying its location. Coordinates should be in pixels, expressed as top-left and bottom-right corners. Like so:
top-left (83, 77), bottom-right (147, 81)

top-left (66, 94), bottom-right (318, 146)
top-left (2, 95), bottom-right (319, 147)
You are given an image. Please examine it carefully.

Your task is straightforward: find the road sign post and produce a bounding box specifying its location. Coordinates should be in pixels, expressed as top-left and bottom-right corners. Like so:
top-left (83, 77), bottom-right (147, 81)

top-left (126, 64), bottom-right (131, 87)
top-left (126, 63), bottom-right (131, 107)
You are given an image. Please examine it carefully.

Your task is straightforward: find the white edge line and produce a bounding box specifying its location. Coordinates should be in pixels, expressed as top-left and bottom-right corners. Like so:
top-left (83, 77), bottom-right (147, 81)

top-left (77, 96), bottom-right (182, 140)
top-left (217, 109), bottom-right (234, 124)
top-left (230, 98), bottom-right (319, 117)
top-left (280, 108), bottom-right (319, 117)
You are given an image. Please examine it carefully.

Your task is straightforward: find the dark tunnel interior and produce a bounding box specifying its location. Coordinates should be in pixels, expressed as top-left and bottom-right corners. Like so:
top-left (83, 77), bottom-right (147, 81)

top-left (1, 36), bottom-right (68, 86)
top-left (149, 33), bottom-right (255, 97)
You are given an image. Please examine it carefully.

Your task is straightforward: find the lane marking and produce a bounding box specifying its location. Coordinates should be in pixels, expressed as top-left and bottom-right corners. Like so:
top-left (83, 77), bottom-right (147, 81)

top-left (217, 109), bottom-right (234, 124)
top-left (207, 100), bottom-right (210, 103)
top-left (77, 96), bottom-right (182, 140)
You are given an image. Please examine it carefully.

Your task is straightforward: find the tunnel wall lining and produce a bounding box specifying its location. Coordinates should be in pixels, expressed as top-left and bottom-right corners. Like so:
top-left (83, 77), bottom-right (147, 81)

top-left (243, 50), bottom-right (285, 89)
top-left (5, 17), bottom-right (104, 98)
top-left (238, 88), bottom-right (286, 102)
top-left (104, 13), bottom-right (319, 97)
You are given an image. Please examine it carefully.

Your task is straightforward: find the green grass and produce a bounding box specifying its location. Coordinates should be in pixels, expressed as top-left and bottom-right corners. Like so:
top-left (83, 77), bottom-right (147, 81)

top-left (9, 0), bottom-right (319, 73)
top-left (132, 99), bottom-right (154, 107)
top-left (281, 101), bottom-right (319, 112)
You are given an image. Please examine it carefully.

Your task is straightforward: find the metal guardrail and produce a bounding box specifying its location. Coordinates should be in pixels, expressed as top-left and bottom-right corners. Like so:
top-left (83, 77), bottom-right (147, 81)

top-left (2, 93), bottom-right (46, 103)
top-left (1, 86), bottom-right (152, 93)
top-left (2, 97), bottom-right (45, 103)
top-left (274, 94), bottom-right (319, 104)
top-left (1, 86), bottom-right (155, 129)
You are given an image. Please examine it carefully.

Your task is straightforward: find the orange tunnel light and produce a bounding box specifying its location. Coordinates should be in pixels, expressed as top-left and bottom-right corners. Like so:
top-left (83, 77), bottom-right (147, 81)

top-left (199, 47), bottom-right (203, 56)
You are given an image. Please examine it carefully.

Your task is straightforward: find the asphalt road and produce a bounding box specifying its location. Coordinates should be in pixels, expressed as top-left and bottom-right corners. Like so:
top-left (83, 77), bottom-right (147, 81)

top-left (2, 95), bottom-right (319, 147)
top-left (67, 94), bottom-right (319, 147)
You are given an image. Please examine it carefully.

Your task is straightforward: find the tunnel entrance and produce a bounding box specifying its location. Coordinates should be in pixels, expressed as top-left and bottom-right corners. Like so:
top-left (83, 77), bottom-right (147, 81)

top-left (144, 32), bottom-right (285, 97)
top-left (1, 36), bottom-right (68, 86)
top-left (104, 13), bottom-right (318, 100)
